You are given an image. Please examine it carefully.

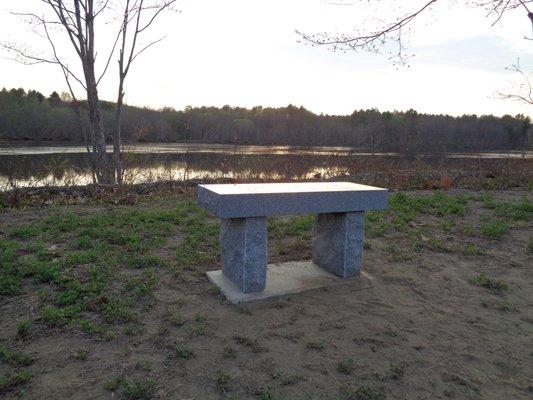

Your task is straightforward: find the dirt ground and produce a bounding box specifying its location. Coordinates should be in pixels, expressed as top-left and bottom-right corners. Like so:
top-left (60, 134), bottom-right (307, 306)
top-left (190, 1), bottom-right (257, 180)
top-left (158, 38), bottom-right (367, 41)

top-left (0, 188), bottom-right (532, 400)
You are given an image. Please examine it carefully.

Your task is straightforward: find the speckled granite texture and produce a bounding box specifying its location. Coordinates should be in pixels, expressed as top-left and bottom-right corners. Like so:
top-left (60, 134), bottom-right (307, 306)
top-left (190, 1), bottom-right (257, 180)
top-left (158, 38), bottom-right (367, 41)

top-left (220, 217), bottom-right (267, 293)
top-left (312, 212), bottom-right (364, 278)
top-left (198, 182), bottom-right (388, 218)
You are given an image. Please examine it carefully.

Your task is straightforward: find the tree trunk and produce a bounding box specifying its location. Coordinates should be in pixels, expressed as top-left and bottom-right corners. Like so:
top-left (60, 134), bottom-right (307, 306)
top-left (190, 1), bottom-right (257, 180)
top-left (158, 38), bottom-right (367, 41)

top-left (85, 63), bottom-right (110, 184)
top-left (113, 79), bottom-right (125, 184)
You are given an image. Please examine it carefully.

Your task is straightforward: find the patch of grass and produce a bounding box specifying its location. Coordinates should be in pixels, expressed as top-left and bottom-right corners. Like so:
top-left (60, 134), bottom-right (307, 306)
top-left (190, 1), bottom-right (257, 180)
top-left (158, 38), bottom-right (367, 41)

top-left (257, 390), bottom-right (292, 400)
top-left (16, 320), bottom-right (32, 338)
top-left (272, 369), bottom-right (305, 386)
top-left (167, 313), bottom-right (185, 327)
top-left (482, 193), bottom-right (496, 209)
top-left (0, 275), bottom-right (22, 296)
top-left (305, 340), bottom-right (326, 351)
top-left (383, 324), bottom-right (400, 337)
top-left (495, 301), bottom-right (518, 312)
top-left (440, 219), bottom-right (455, 233)
top-left (168, 344), bottom-right (195, 360)
top-left (386, 244), bottom-right (411, 262)
top-left (390, 191), bottom-right (469, 224)
top-left (126, 255), bottom-right (167, 269)
top-left (472, 273), bottom-right (508, 290)
top-left (0, 344), bottom-right (33, 366)
top-left (233, 335), bottom-right (267, 353)
top-left (40, 304), bottom-right (81, 327)
top-left (268, 215), bottom-right (313, 239)
top-left (389, 361), bottom-right (407, 379)
top-left (493, 198), bottom-right (532, 221)
top-left (426, 237), bottom-right (452, 252)
top-left (215, 371), bottom-right (232, 393)
top-left (354, 384), bottom-right (386, 400)
top-left (100, 296), bottom-right (134, 324)
top-left (34, 261), bottom-right (61, 284)
top-left (72, 235), bottom-right (94, 250)
top-left (124, 270), bottom-right (158, 299)
top-left (75, 318), bottom-right (104, 335)
top-left (463, 244), bottom-right (485, 256)
top-left (0, 369), bottom-right (32, 394)
top-left (194, 313), bottom-right (205, 323)
top-left (365, 211), bottom-right (390, 238)
top-left (480, 220), bottom-right (508, 239)
top-left (103, 375), bottom-right (124, 391)
top-left (171, 202), bottom-right (219, 266)
top-left (122, 377), bottom-right (158, 400)
top-left (222, 345), bottom-right (236, 358)
top-left (336, 358), bottom-right (355, 375)
top-left (527, 238), bottom-right (533, 254)
top-left (7, 224), bottom-right (42, 239)
top-left (73, 348), bottom-right (88, 361)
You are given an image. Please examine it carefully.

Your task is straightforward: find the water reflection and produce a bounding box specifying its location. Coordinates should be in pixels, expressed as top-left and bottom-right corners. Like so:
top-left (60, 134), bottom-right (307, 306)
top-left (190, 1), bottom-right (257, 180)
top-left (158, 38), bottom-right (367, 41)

top-left (0, 143), bottom-right (532, 191)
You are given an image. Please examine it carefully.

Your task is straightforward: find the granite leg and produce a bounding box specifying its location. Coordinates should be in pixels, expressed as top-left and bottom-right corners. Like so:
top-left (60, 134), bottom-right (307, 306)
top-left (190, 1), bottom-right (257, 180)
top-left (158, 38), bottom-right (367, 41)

top-left (312, 211), bottom-right (364, 278)
top-left (220, 216), bottom-right (267, 293)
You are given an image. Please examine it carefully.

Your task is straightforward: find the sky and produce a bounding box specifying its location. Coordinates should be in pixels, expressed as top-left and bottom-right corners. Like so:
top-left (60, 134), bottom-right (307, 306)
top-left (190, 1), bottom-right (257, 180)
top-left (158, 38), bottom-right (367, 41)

top-left (1, 0), bottom-right (533, 117)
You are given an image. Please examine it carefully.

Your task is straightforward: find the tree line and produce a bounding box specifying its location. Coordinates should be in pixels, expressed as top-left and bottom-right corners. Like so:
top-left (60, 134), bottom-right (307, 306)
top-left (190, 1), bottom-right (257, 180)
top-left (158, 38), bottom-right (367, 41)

top-left (0, 87), bottom-right (530, 154)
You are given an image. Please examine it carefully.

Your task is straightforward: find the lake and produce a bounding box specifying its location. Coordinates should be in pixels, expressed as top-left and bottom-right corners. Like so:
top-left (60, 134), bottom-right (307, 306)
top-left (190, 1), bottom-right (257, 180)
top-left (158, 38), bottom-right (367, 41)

top-left (0, 142), bottom-right (531, 190)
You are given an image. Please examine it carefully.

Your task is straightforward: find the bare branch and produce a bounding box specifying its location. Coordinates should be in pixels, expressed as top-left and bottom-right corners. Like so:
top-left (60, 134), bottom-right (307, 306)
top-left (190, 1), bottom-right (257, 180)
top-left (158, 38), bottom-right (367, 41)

top-left (498, 60), bottom-right (533, 104)
top-left (298, 0), bottom-right (533, 64)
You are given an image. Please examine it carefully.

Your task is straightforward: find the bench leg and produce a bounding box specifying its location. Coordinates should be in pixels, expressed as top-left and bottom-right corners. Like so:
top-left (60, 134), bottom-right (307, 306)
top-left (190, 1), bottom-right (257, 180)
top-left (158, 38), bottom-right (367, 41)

top-left (220, 217), bottom-right (267, 293)
top-left (312, 211), bottom-right (364, 278)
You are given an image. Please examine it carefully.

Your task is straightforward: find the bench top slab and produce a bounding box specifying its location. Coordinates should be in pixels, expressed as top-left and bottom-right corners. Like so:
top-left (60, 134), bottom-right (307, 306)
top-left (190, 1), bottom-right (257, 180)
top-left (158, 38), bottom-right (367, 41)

top-left (198, 182), bottom-right (388, 218)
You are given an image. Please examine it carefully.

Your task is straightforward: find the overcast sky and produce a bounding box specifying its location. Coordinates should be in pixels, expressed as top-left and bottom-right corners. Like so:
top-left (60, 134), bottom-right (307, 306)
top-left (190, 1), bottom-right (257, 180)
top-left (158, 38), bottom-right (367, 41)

top-left (1, 0), bottom-right (532, 117)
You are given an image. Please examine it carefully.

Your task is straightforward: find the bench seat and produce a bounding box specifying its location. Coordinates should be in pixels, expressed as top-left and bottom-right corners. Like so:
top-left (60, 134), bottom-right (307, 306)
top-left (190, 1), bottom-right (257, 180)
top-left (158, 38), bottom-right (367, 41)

top-left (198, 182), bottom-right (388, 218)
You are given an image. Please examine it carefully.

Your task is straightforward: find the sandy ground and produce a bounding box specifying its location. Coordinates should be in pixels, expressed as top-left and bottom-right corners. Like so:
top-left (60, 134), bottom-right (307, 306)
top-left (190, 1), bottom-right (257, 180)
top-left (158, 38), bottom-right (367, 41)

top-left (0, 188), bottom-right (532, 400)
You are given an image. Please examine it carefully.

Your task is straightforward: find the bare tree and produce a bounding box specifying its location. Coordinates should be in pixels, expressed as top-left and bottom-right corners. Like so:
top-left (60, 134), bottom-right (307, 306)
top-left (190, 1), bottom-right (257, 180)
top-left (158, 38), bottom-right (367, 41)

top-left (113, 0), bottom-right (176, 184)
top-left (2, 0), bottom-right (176, 184)
top-left (297, 0), bottom-right (533, 65)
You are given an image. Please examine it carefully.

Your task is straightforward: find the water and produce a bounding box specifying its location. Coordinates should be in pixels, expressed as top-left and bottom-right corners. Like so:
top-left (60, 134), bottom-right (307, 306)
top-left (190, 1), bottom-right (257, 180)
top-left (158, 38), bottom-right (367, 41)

top-left (0, 142), bottom-right (531, 190)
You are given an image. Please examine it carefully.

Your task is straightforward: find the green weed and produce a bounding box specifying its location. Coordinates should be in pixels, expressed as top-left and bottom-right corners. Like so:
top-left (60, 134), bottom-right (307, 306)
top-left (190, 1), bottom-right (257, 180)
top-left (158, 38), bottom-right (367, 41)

top-left (215, 371), bottom-right (232, 393)
top-left (168, 344), bottom-right (195, 360)
top-left (464, 244), bottom-right (485, 256)
top-left (74, 348), bottom-right (88, 361)
top-left (336, 358), bottom-right (355, 375)
top-left (389, 361), bottom-right (407, 379)
top-left (480, 220), bottom-right (508, 239)
top-left (305, 340), bottom-right (326, 350)
top-left (222, 345), bottom-right (236, 358)
top-left (527, 238), bottom-right (533, 254)
top-left (122, 377), bottom-right (158, 400)
top-left (0, 369), bottom-right (32, 394)
top-left (16, 320), bottom-right (32, 338)
top-left (472, 273), bottom-right (508, 290)
top-left (233, 335), bottom-right (267, 353)
top-left (0, 344), bottom-right (33, 366)
top-left (354, 384), bottom-right (386, 400)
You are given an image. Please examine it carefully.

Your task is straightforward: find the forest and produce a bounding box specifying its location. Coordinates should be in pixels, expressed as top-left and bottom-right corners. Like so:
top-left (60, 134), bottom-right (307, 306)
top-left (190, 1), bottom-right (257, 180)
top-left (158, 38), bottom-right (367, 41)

top-left (0, 87), bottom-right (531, 154)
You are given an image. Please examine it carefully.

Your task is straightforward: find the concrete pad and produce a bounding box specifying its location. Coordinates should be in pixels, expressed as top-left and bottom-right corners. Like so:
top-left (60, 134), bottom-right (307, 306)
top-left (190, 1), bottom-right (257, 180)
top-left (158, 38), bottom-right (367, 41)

top-left (206, 260), bottom-right (373, 304)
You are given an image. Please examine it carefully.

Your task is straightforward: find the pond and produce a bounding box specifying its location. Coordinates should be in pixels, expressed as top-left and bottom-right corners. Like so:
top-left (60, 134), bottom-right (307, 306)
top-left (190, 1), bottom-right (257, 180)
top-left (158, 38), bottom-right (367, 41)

top-left (0, 142), bottom-right (531, 190)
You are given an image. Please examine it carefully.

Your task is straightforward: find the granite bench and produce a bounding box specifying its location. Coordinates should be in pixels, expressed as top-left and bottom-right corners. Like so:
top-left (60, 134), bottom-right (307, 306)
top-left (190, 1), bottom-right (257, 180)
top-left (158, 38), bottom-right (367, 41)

top-left (197, 182), bottom-right (389, 302)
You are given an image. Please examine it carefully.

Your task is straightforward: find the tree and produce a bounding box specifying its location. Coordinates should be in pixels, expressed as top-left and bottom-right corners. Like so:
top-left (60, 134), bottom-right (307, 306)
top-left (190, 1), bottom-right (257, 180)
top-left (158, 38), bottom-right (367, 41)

top-left (2, 0), bottom-right (176, 184)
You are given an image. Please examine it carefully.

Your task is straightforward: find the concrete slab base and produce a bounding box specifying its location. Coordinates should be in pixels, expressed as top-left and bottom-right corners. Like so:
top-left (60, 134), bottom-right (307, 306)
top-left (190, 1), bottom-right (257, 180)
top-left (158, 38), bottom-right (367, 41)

top-left (206, 260), bottom-right (373, 304)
